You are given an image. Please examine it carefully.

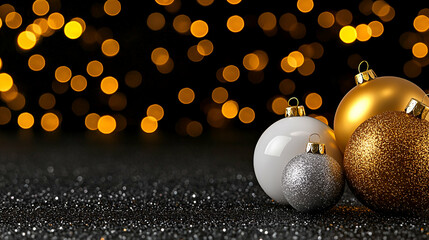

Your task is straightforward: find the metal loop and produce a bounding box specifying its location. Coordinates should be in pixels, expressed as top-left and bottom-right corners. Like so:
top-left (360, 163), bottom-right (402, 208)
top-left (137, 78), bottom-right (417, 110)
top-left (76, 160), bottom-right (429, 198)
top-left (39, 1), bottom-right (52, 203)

top-left (358, 60), bottom-right (369, 73)
top-left (287, 97), bottom-right (299, 106)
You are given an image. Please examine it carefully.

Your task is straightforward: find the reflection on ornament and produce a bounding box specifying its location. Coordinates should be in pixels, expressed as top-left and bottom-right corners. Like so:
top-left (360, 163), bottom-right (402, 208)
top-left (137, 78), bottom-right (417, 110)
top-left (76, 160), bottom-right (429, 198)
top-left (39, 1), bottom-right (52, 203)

top-left (334, 61), bottom-right (429, 152)
top-left (344, 98), bottom-right (429, 215)
top-left (254, 98), bottom-right (342, 204)
top-left (282, 134), bottom-right (344, 212)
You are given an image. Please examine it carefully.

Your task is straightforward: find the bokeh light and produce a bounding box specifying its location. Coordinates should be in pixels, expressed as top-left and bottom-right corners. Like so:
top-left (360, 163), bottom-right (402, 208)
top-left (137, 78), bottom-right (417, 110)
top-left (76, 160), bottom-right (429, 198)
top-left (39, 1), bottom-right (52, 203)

top-left (227, 15), bottom-right (245, 33)
top-left (258, 12), bottom-right (276, 31)
top-left (64, 21), bottom-right (83, 39)
top-left (412, 42), bottom-right (428, 58)
top-left (212, 87), bottom-right (228, 104)
top-left (414, 15), bottom-right (429, 32)
top-left (102, 39), bottom-right (120, 57)
top-left (147, 104), bottom-right (164, 121)
top-left (85, 113), bottom-right (100, 130)
top-left (197, 0), bottom-right (214, 6)
top-left (98, 115), bottom-right (116, 134)
top-left (173, 14), bottom-right (191, 34)
top-left (108, 92), bottom-right (127, 111)
top-left (335, 9), bottom-right (353, 26)
top-left (141, 116), bottom-right (158, 133)
top-left (55, 66), bottom-right (72, 83)
top-left (368, 21), bottom-right (384, 37)
top-left (197, 39), bottom-right (214, 56)
top-left (101, 76), bottom-right (119, 94)
top-left (104, 0), bottom-right (121, 16)
top-left (41, 112), bottom-right (60, 132)
top-left (178, 87), bottom-right (195, 104)
top-left (238, 107), bottom-right (255, 124)
top-left (186, 121), bottom-right (203, 137)
top-left (125, 70), bottom-right (142, 88)
top-left (221, 100), bottom-right (239, 119)
top-left (227, 0), bottom-right (241, 5)
top-left (151, 47), bottom-right (169, 65)
top-left (147, 12), bottom-right (165, 31)
top-left (318, 11), bottom-right (335, 28)
top-left (87, 60), bottom-right (104, 77)
top-left (0, 73), bottom-right (13, 92)
top-left (339, 26), bottom-right (357, 44)
top-left (32, 0), bottom-right (49, 16)
top-left (305, 93), bottom-right (323, 110)
top-left (297, 0), bottom-right (314, 13)
top-left (39, 93), bottom-right (56, 110)
top-left (271, 97), bottom-right (288, 115)
top-left (47, 12), bottom-right (64, 30)
top-left (222, 65), bottom-right (240, 82)
top-left (70, 75), bottom-right (87, 92)
top-left (17, 31), bottom-right (37, 50)
top-left (17, 112), bottom-right (34, 129)
top-left (5, 12), bottom-right (22, 29)
top-left (28, 54), bottom-right (46, 71)
top-left (190, 20), bottom-right (209, 38)
top-left (356, 24), bottom-right (372, 42)
top-left (0, 107), bottom-right (11, 125)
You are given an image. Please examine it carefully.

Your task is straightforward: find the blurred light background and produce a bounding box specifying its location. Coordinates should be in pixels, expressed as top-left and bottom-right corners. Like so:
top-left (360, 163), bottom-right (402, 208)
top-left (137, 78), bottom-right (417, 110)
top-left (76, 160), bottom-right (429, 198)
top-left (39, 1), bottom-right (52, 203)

top-left (0, 0), bottom-right (428, 137)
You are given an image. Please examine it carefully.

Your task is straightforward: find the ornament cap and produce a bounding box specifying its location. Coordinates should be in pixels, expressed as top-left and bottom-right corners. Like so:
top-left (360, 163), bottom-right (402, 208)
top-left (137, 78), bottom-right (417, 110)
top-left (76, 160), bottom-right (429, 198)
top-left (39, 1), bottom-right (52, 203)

top-left (306, 133), bottom-right (326, 154)
top-left (405, 98), bottom-right (429, 119)
top-left (355, 61), bottom-right (377, 85)
top-left (285, 97), bottom-right (306, 117)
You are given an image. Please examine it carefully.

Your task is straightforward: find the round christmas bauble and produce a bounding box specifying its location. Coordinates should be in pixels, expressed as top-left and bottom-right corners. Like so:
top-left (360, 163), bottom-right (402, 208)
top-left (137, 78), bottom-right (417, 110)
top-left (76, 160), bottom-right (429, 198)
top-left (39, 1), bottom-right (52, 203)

top-left (334, 62), bottom-right (428, 153)
top-left (282, 152), bottom-right (344, 212)
top-left (254, 102), bottom-right (342, 204)
top-left (344, 100), bottom-right (429, 215)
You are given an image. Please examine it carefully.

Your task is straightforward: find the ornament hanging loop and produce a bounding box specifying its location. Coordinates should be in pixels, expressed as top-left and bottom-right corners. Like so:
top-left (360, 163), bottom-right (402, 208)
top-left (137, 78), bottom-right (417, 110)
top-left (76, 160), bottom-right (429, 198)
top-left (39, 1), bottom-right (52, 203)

top-left (306, 133), bottom-right (326, 155)
top-left (288, 97), bottom-right (299, 107)
top-left (285, 97), bottom-right (306, 117)
top-left (358, 60), bottom-right (369, 73)
top-left (355, 60), bottom-right (377, 85)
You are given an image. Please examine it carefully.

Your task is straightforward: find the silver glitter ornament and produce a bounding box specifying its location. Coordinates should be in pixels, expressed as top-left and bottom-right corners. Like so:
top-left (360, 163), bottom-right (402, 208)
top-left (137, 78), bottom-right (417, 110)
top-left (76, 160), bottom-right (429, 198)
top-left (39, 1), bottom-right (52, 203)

top-left (281, 136), bottom-right (345, 212)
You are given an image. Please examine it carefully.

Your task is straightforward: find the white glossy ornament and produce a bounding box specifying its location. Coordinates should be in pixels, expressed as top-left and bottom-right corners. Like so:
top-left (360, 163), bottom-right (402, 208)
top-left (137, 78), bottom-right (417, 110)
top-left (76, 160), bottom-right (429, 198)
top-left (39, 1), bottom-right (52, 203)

top-left (253, 101), bottom-right (342, 204)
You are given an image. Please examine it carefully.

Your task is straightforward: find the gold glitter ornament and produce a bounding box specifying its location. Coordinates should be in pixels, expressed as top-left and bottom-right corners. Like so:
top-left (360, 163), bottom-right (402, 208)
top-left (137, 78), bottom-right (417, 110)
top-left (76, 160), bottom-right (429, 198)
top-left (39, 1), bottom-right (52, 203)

top-left (344, 98), bottom-right (429, 215)
top-left (334, 61), bottom-right (429, 152)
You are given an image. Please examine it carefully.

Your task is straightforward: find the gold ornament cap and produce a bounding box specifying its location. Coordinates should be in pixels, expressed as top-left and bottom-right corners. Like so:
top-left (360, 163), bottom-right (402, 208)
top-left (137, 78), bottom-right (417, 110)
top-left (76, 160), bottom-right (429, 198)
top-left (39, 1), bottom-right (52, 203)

top-left (306, 133), bottom-right (326, 155)
top-left (355, 60), bottom-right (377, 85)
top-left (285, 97), bottom-right (306, 117)
top-left (405, 98), bottom-right (429, 119)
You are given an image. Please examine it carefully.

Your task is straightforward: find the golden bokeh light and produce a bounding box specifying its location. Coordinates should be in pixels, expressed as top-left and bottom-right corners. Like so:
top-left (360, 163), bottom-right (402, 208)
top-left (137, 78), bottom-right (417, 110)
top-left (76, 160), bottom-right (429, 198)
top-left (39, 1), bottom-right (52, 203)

top-left (356, 24), bottom-right (372, 42)
top-left (27, 24), bottom-right (43, 37)
top-left (28, 54), bottom-right (45, 71)
top-left (414, 15), bottom-right (429, 32)
top-left (101, 39), bottom-right (120, 57)
top-left (47, 12), bottom-right (65, 30)
top-left (412, 42), bottom-right (428, 58)
top-left (190, 20), bottom-right (209, 38)
top-left (372, 0), bottom-right (390, 17)
top-left (155, 0), bottom-right (174, 6)
top-left (379, 6), bottom-right (395, 22)
top-left (178, 87), bottom-right (195, 104)
top-left (100, 76), bottom-right (119, 94)
top-left (197, 0), bottom-right (214, 6)
top-left (38, 93), bottom-right (56, 110)
top-left (1, 84), bottom-right (18, 102)
top-left (0, 4), bottom-right (15, 20)
top-left (335, 9), bottom-right (353, 26)
top-left (5, 12), bottom-right (22, 29)
top-left (206, 108), bottom-right (227, 128)
top-left (147, 12), bottom-right (165, 31)
top-left (34, 18), bottom-right (50, 36)
top-left (258, 12), bottom-right (277, 31)
top-left (279, 13), bottom-right (297, 31)
top-left (297, 58), bottom-right (315, 76)
top-left (272, 97), bottom-right (288, 115)
top-left (18, 112), bottom-right (34, 129)
top-left (64, 21), bottom-right (83, 39)
top-left (70, 75), bottom-right (87, 92)
top-left (125, 70), bottom-right (142, 88)
top-left (32, 0), bottom-right (50, 16)
top-left (55, 66), bottom-right (72, 83)
top-left (98, 115), bottom-right (116, 134)
top-left (197, 39), bottom-right (214, 56)
top-left (212, 87), bottom-right (228, 104)
top-left (157, 57), bottom-right (174, 74)
top-left (243, 53), bottom-right (259, 71)
top-left (0, 17), bottom-right (2, 29)
top-left (279, 79), bottom-right (296, 95)
top-left (0, 107), bottom-right (11, 125)
top-left (222, 65), bottom-right (240, 82)
top-left (280, 57), bottom-right (296, 73)
top-left (141, 116), bottom-right (158, 133)
top-left (151, 47), bottom-right (169, 65)
top-left (108, 92), bottom-right (127, 111)
top-left (41, 112), bottom-right (60, 132)
top-left (315, 115), bottom-right (328, 125)
top-left (238, 107), bottom-right (255, 124)
top-left (187, 45), bottom-right (204, 62)
top-left (253, 50), bottom-right (269, 71)
top-left (87, 60), bottom-right (104, 77)
top-left (368, 21), bottom-right (384, 37)
top-left (287, 51), bottom-right (304, 68)
top-left (186, 121), bottom-right (203, 137)
top-left (222, 100), bottom-right (239, 119)
top-left (85, 113), bottom-right (100, 130)
top-left (17, 31), bottom-right (37, 50)
top-left (297, 0), bottom-right (314, 13)
top-left (318, 11), bottom-right (335, 28)
top-left (289, 22), bottom-right (306, 39)
top-left (104, 0), bottom-right (121, 16)
top-left (173, 14), bottom-right (191, 34)
top-left (147, 104), bottom-right (164, 121)
top-left (403, 60), bottom-right (421, 78)
top-left (52, 81), bottom-right (68, 94)
top-left (7, 93), bottom-right (25, 111)
top-left (227, 15), bottom-right (245, 33)
top-left (339, 26), bottom-right (357, 44)
top-left (305, 92), bottom-right (323, 110)
top-left (227, 0), bottom-right (241, 4)
top-left (0, 73), bottom-right (13, 92)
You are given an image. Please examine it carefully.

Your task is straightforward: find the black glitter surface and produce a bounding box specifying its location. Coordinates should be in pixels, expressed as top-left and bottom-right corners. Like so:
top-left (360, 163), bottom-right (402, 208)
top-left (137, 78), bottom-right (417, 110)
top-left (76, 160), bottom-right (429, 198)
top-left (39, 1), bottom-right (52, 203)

top-left (0, 132), bottom-right (428, 239)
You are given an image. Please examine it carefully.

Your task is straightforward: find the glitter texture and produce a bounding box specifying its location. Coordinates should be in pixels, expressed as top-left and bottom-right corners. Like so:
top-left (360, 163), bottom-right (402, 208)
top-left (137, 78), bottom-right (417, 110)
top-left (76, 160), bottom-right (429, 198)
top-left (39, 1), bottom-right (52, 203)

top-left (282, 153), bottom-right (344, 212)
top-left (344, 111), bottom-right (429, 215)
